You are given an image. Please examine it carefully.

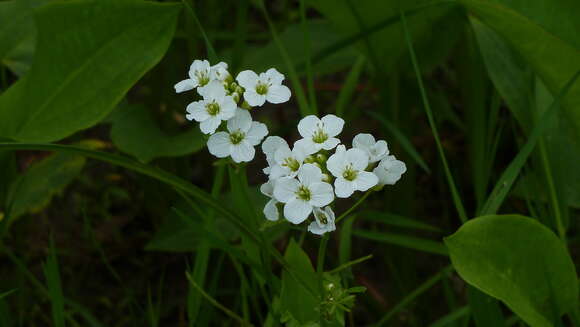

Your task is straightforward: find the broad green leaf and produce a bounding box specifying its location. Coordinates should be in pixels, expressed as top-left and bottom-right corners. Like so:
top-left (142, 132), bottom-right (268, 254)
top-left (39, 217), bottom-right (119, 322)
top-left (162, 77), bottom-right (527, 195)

top-left (280, 239), bottom-right (320, 324)
top-left (445, 215), bottom-right (578, 327)
top-left (110, 104), bottom-right (205, 163)
top-left (460, 0), bottom-right (580, 136)
top-left (0, 0), bottom-right (181, 142)
top-left (5, 151), bottom-right (85, 221)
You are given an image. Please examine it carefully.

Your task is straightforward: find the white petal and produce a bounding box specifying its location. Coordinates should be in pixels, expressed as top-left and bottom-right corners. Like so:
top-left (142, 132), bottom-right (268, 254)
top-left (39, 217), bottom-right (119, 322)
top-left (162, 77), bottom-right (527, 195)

top-left (334, 177), bottom-right (355, 198)
top-left (227, 109), bottom-right (252, 133)
top-left (230, 141), bottom-right (255, 163)
top-left (375, 156), bottom-right (407, 185)
top-left (308, 182), bottom-right (334, 207)
top-left (264, 199), bottom-right (279, 221)
top-left (245, 122), bottom-right (268, 146)
top-left (352, 133), bottom-right (374, 152)
top-left (326, 147), bottom-right (347, 177)
top-left (308, 207), bottom-right (336, 235)
top-left (262, 136), bottom-right (288, 162)
top-left (321, 137), bottom-right (340, 151)
top-left (273, 145), bottom-right (292, 164)
top-left (347, 148), bottom-right (369, 171)
top-left (283, 198), bottom-right (312, 224)
top-left (321, 114), bottom-right (345, 137)
top-left (207, 132), bottom-right (231, 158)
top-left (199, 116), bottom-right (222, 134)
top-left (185, 101), bottom-right (209, 122)
top-left (308, 221), bottom-right (326, 235)
top-left (273, 178), bottom-right (300, 203)
top-left (353, 171), bottom-right (378, 191)
top-left (174, 79), bottom-right (196, 93)
top-left (198, 80), bottom-right (225, 99)
top-left (298, 164), bottom-right (323, 186)
top-left (264, 68), bottom-right (285, 84)
top-left (217, 97), bottom-right (237, 120)
top-left (260, 180), bottom-right (274, 197)
top-left (189, 59), bottom-right (210, 77)
top-left (269, 164), bottom-right (290, 180)
top-left (297, 115), bottom-right (320, 138)
top-left (243, 90), bottom-right (266, 107)
top-left (266, 85), bottom-right (291, 104)
top-left (293, 138), bottom-right (318, 156)
top-left (371, 140), bottom-right (389, 162)
top-left (236, 70), bottom-right (259, 88)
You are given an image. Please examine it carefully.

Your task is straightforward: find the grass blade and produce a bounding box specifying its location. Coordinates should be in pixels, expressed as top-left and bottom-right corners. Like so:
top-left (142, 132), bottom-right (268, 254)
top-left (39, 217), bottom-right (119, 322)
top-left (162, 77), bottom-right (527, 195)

top-left (352, 230), bottom-right (448, 256)
top-left (43, 237), bottom-right (65, 327)
top-left (181, 0), bottom-right (218, 62)
top-left (428, 306), bottom-right (471, 327)
top-left (0, 289), bottom-right (16, 301)
top-left (400, 10), bottom-right (467, 222)
top-left (479, 70), bottom-right (580, 216)
top-left (335, 55), bottom-right (366, 118)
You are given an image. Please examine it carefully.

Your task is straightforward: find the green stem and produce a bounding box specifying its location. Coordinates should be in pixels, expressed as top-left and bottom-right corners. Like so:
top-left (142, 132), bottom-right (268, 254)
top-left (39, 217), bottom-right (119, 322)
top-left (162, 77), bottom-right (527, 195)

top-left (186, 272), bottom-right (253, 326)
top-left (317, 234), bottom-right (330, 325)
top-left (336, 191), bottom-right (372, 224)
top-left (538, 139), bottom-right (565, 240)
top-left (328, 254), bottom-right (373, 274)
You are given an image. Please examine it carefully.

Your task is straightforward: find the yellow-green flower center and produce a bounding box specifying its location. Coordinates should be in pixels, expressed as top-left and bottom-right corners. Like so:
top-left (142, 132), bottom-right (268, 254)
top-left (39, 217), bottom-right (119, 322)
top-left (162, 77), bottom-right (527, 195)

top-left (282, 157), bottom-right (300, 172)
top-left (296, 185), bottom-right (311, 201)
top-left (206, 102), bottom-right (220, 116)
top-left (315, 211), bottom-right (328, 224)
top-left (342, 165), bottom-right (358, 181)
top-left (255, 82), bottom-right (269, 95)
top-left (195, 71), bottom-right (210, 86)
top-left (312, 128), bottom-right (328, 144)
top-left (229, 131), bottom-right (245, 145)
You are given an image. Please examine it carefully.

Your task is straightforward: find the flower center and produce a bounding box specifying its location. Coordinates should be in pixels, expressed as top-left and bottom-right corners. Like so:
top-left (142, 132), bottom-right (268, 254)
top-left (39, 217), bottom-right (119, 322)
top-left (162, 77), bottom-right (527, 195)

top-left (312, 128), bottom-right (328, 144)
top-left (255, 82), bottom-right (269, 95)
top-left (315, 211), bottom-right (328, 224)
top-left (296, 185), bottom-right (311, 201)
top-left (195, 71), bottom-right (210, 86)
top-left (342, 165), bottom-right (358, 181)
top-left (229, 131), bottom-right (245, 145)
top-left (282, 157), bottom-right (300, 172)
top-left (206, 102), bottom-right (220, 116)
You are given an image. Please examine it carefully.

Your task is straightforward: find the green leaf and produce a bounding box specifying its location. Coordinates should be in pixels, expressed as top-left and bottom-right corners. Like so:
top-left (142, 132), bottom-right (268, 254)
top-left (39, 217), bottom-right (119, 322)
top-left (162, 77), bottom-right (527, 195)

top-left (0, 0), bottom-right (181, 142)
top-left (110, 104), bottom-right (205, 163)
top-left (280, 239), bottom-right (320, 324)
top-left (460, 0), bottom-right (580, 137)
top-left (5, 151), bottom-right (85, 221)
top-left (445, 215), bottom-right (579, 327)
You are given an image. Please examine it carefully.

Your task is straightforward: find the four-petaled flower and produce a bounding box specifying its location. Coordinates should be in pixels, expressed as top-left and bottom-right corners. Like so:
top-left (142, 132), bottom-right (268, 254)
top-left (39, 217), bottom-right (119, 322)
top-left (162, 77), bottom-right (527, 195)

top-left (236, 68), bottom-right (291, 107)
top-left (174, 59), bottom-right (212, 93)
top-left (327, 145), bottom-right (378, 198)
top-left (186, 81), bottom-right (236, 134)
top-left (353, 133), bottom-right (389, 163)
top-left (207, 109), bottom-right (268, 163)
top-left (373, 155), bottom-right (407, 186)
top-left (268, 142), bottom-right (308, 179)
top-left (273, 164), bottom-right (334, 224)
top-left (295, 115), bottom-right (344, 155)
top-left (308, 206), bottom-right (336, 236)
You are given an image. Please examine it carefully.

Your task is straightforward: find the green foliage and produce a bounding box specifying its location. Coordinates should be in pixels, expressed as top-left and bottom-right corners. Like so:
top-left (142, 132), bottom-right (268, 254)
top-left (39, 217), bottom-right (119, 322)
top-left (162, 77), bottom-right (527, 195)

top-left (5, 151), bottom-right (85, 222)
top-left (0, 0), bottom-right (180, 142)
top-left (445, 215), bottom-right (578, 327)
top-left (110, 104), bottom-right (205, 163)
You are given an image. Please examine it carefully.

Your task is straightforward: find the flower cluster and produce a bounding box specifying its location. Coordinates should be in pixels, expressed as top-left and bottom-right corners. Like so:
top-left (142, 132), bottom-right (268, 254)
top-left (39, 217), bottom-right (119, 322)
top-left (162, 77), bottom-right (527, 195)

top-left (175, 59), bottom-right (291, 163)
top-left (261, 115), bottom-right (407, 235)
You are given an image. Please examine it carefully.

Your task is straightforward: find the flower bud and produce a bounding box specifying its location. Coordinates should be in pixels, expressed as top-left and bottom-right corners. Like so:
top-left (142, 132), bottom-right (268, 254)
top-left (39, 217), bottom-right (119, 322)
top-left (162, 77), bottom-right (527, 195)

top-left (322, 173), bottom-right (333, 183)
top-left (316, 153), bottom-right (328, 163)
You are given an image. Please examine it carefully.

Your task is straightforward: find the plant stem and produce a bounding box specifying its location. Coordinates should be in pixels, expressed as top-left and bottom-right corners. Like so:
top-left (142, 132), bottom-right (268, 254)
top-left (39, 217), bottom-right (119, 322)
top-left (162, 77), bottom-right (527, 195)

top-left (336, 191), bottom-right (372, 224)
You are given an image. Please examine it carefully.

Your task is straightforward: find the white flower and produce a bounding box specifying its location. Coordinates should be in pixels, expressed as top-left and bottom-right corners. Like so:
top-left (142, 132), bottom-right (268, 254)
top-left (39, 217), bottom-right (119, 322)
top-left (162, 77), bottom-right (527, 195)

top-left (186, 82), bottom-right (236, 134)
top-left (236, 68), bottom-right (291, 107)
top-left (308, 206), bottom-right (336, 235)
top-left (207, 109), bottom-right (268, 163)
top-left (268, 142), bottom-right (308, 180)
top-left (294, 115), bottom-right (344, 155)
top-left (174, 59), bottom-right (212, 93)
top-left (260, 180), bottom-right (279, 221)
top-left (261, 136), bottom-right (288, 174)
top-left (210, 61), bottom-right (230, 82)
top-left (327, 145), bottom-right (378, 198)
top-left (373, 155), bottom-right (407, 186)
top-left (273, 164), bottom-right (334, 224)
top-left (353, 133), bottom-right (389, 163)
